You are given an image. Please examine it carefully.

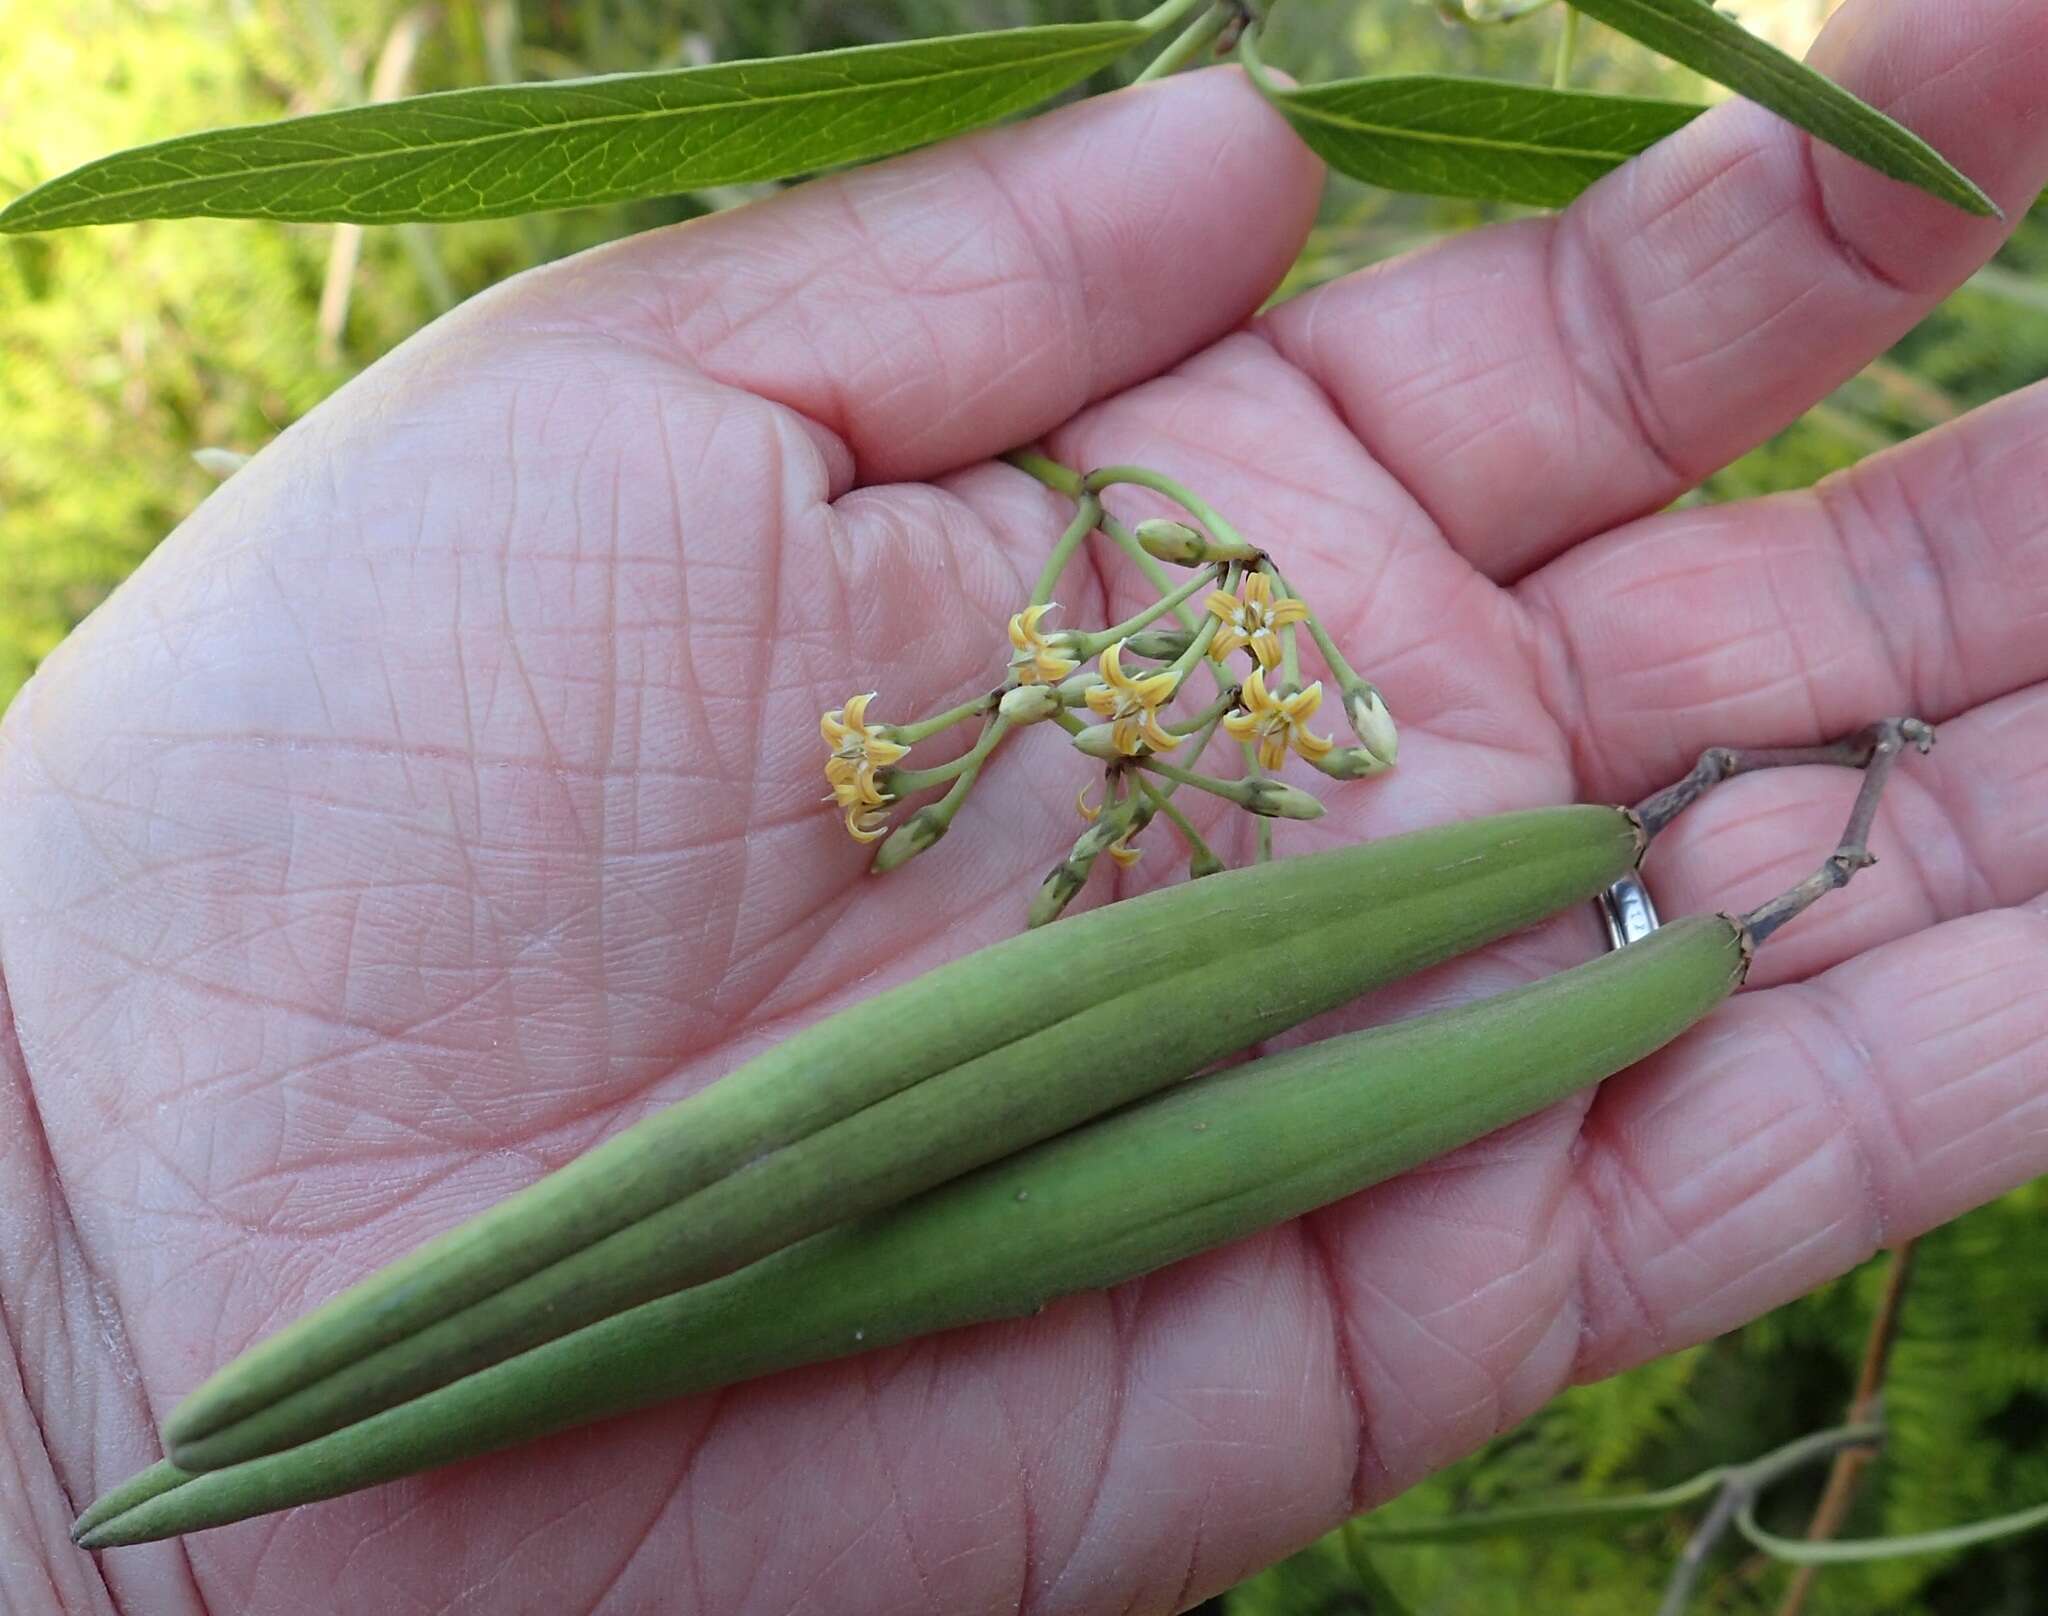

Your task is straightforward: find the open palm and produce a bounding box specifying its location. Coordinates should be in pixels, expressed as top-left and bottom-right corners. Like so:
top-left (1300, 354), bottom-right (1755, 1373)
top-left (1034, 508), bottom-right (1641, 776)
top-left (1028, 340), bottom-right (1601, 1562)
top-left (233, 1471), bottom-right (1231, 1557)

top-left (5, 3), bottom-right (2047, 1610)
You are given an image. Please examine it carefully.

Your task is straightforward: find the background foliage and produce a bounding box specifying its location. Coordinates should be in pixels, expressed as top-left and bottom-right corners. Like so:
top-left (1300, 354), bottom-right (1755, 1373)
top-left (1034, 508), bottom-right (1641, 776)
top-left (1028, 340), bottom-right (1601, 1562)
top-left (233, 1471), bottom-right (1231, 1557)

top-left (2, 2), bottom-right (2043, 1610)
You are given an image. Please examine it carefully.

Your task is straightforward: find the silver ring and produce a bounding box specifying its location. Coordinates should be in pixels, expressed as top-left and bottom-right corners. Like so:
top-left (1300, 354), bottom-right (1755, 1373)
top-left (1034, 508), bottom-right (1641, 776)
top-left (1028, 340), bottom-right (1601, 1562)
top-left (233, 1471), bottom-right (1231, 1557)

top-left (1597, 872), bottom-right (1661, 951)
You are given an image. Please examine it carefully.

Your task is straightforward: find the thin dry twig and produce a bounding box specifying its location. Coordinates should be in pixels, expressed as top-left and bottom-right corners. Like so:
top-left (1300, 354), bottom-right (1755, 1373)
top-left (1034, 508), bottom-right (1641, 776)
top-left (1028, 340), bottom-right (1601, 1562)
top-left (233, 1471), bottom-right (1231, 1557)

top-left (1774, 1241), bottom-right (1921, 1616)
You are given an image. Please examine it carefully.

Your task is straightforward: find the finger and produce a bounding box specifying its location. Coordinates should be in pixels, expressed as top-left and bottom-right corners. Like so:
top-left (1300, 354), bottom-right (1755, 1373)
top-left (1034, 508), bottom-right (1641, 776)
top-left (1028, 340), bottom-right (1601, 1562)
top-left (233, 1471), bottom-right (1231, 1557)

top-left (1565, 905), bottom-right (2048, 1381)
top-left (503, 68), bottom-right (1322, 487)
top-left (1519, 377), bottom-right (2048, 799)
top-left (1257, 0), bottom-right (2048, 581)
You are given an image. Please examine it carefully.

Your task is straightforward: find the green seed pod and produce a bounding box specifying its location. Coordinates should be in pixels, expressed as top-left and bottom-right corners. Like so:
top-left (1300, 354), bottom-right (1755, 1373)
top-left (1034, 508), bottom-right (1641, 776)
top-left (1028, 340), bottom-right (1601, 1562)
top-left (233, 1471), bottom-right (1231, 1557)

top-left (158, 807), bottom-right (1645, 1474)
top-left (78, 916), bottom-right (1743, 1549)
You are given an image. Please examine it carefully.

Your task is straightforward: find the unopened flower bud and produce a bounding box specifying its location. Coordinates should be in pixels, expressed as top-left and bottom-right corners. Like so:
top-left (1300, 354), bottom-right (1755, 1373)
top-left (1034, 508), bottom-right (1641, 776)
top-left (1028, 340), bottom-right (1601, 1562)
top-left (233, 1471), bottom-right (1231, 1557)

top-left (999, 684), bottom-right (1062, 725)
top-left (1344, 684), bottom-right (1399, 766)
top-left (1070, 724), bottom-right (1127, 762)
top-left (870, 807), bottom-right (947, 874)
top-left (1028, 864), bottom-right (1089, 927)
top-left (1134, 519), bottom-right (1208, 565)
top-left (1122, 627), bottom-right (1197, 660)
top-left (1313, 746), bottom-right (1393, 781)
top-left (1243, 779), bottom-right (1326, 821)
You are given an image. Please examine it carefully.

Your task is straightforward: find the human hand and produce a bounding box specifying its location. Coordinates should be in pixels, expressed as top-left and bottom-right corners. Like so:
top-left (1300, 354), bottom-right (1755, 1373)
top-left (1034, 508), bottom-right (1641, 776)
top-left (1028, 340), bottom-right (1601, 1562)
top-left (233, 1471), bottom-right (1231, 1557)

top-left (4, 1), bottom-right (2046, 1609)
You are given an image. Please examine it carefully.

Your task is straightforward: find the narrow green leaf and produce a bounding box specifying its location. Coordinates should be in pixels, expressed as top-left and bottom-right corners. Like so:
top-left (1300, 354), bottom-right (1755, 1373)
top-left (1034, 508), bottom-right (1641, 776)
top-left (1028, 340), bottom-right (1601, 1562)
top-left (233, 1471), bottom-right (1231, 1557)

top-left (1249, 71), bottom-right (1705, 209)
top-left (0, 24), bottom-right (1147, 232)
top-left (1563, 0), bottom-right (1996, 216)
top-left (1737, 1493), bottom-right (2048, 1566)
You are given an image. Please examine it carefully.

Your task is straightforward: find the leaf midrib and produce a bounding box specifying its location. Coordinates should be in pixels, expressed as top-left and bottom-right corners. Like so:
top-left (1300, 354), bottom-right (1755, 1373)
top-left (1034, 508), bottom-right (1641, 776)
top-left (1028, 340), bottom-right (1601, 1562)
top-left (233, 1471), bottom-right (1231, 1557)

top-left (1280, 88), bottom-right (1678, 165)
top-left (11, 30), bottom-right (1131, 216)
top-left (1576, 0), bottom-right (1919, 164)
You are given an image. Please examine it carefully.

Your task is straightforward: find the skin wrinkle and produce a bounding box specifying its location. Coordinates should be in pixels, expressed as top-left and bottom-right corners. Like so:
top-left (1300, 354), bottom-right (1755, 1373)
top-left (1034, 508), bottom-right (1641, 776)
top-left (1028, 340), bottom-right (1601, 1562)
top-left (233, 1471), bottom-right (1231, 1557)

top-left (1545, 200), bottom-right (1692, 492)
top-left (0, 993), bottom-right (209, 1616)
top-left (1294, 1214), bottom-right (1376, 1511)
top-left (1565, 1137), bottom-right (1668, 1379)
top-left (1798, 126), bottom-right (1921, 300)
top-left (1828, 440), bottom-right (1978, 716)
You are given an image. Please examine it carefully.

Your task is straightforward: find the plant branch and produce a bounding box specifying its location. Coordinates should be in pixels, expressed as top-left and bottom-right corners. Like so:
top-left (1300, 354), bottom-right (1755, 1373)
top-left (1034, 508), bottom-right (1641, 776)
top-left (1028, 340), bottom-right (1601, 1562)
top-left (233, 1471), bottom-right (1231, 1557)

top-left (1633, 718), bottom-right (1933, 841)
top-left (1775, 1241), bottom-right (1921, 1616)
top-left (1134, 0), bottom-right (1239, 82)
top-left (1657, 1424), bottom-right (1885, 1616)
top-left (1740, 718), bottom-right (1930, 944)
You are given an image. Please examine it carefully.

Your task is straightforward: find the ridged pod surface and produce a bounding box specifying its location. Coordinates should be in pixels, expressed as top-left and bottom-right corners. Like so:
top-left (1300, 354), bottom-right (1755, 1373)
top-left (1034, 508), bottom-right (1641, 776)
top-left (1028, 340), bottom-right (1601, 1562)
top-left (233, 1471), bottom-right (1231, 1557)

top-left (81, 915), bottom-right (1744, 1548)
top-left (164, 806), bottom-right (1644, 1472)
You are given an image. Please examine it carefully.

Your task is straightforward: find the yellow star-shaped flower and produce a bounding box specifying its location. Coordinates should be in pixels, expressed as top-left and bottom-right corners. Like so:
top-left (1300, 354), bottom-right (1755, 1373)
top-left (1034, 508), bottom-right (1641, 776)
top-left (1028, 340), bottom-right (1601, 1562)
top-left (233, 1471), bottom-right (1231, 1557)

top-left (821, 693), bottom-right (908, 774)
top-left (820, 693), bottom-right (908, 843)
top-left (1007, 604), bottom-right (1079, 685)
top-left (824, 768), bottom-right (892, 842)
top-left (1204, 572), bottom-right (1308, 668)
top-left (1083, 641), bottom-right (1181, 756)
top-left (1223, 667), bottom-right (1335, 771)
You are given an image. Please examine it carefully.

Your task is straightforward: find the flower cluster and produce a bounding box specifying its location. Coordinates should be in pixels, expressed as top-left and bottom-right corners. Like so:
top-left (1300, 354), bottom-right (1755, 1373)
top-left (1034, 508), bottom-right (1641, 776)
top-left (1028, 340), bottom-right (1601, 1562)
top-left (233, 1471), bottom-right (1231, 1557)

top-left (819, 693), bottom-right (906, 843)
top-left (816, 454), bottom-right (1399, 922)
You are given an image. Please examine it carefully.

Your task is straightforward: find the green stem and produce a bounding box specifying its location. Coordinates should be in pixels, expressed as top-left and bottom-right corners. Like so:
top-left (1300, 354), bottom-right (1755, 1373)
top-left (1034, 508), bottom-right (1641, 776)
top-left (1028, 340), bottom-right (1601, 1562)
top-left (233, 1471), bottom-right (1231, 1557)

top-left (1262, 561), bottom-right (1304, 692)
top-left (1003, 448), bottom-right (1084, 498)
top-left (1133, 774), bottom-right (1221, 868)
top-left (882, 693), bottom-right (998, 747)
top-left (1236, 23), bottom-right (1282, 99)
top-left (930, 717), bottom-right (1008, 804)
top-left (1241, 738), bottom-right (1273, 862)
top-left (1076, 565), bottom-right (1221, 654)
top-left (1157, 562), bottom-right (1239, 692)
top-left (1169, 685), bottom-right (1242, 738)
top-left (1267, 562), bottom-right (1364, 690)
top-left (1128, 754), bottom-right (1254, 806)
top-left (881, 751), bottom-right (982, 795)
top-left (1030, 493), bottom-right (1103, 606)
top-left (1106, 511), bottom-right (1201, 631)
top-left (1134, 0), bottom-right (1234, 83)
top-left (872, 716), bottom-right (1013, 873)
top-left (1553, 4), bottom-right (1580, 89)
top-left (1082, 465), bottom-right (1256, 558)
top-left (1137, 0), bottom-right (1214, 34)
top-left (1011, 451), bottom-right (1237, 712)
top-left (1178, 707), bottom-right (1227, 773)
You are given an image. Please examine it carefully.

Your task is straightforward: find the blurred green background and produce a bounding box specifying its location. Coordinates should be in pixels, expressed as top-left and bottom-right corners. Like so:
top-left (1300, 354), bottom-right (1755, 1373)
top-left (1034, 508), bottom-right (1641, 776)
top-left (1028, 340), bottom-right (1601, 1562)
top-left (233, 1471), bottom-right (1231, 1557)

top-left (2, 3), bottom-right (2043, 1611)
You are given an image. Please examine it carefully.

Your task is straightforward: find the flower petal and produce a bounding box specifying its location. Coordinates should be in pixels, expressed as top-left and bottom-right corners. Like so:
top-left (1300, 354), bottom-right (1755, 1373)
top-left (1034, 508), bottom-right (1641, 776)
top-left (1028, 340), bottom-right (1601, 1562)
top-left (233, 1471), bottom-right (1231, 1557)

top-left (1281, 682), bottom-right (1324, 722)
top-left (1099, 640), bottom-right (1135, 692)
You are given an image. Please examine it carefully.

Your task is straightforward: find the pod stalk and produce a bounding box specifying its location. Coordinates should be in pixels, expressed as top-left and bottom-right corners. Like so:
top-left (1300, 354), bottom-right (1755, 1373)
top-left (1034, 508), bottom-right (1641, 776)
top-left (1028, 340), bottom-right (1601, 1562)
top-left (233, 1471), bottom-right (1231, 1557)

top-left (1739, 718), bottom-right (1931, 946)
